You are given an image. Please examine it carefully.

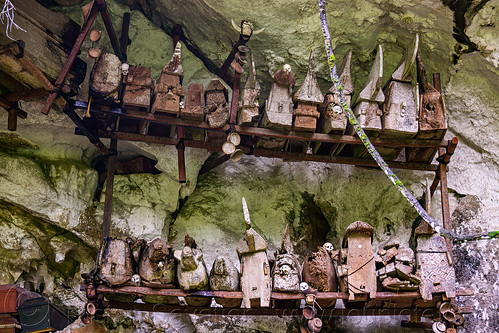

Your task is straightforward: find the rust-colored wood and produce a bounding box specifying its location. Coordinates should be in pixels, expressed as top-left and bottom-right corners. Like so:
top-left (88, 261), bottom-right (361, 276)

top-left (120, 13), bottom-right (131, 62)
top-left (102, 138), bottom-right (117, 240)
top-left (95, 0), bottom-right (123, 61)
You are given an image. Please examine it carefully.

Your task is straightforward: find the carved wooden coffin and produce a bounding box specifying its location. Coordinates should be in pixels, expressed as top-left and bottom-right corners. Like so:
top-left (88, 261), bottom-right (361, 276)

top-left (336, 46), bottom-right (384, 157)
top-left (340, 221), bottom-right (376, 306)
top-left (257, 65), bottom-right (295, 149)
top-left (238, 53), bottom-right (260, 126)
top-left (378, 35), bottom-right (419, 160)
top-left (205, 78), bottom-right (230, 142)
top-left (406, 51), bottom-right (447, 163)
top-left (209, 256), bottom-right (242, 307)
top-left (314, 49), bottom-right (352, 155)
top-left (302, 246), bottom-right (337, 308)
top-left (237, 222), bottom-right (271, 308)
top-left (272, 224), bottom-right (301, 293)
top-left (98, 238), bottom-right (134, 286)
top-left (262, 65), bottom-right (295, 130)
top-left (293, 49), bottom-right (323, 132)
top-left (122, 65), bottom-right (153, 110)
top-left (174, 235), bottom-right (210, 306)
top-left (151, 42), bottom-right (184, 116)
top-left (416, 233), bottom-right (456, 301)
top-left (90, 53), bottom-right (122, 99)
top-left (138, 238), bottom-right (176, 286)
top-left (182, 83), bottom-right (205, 121)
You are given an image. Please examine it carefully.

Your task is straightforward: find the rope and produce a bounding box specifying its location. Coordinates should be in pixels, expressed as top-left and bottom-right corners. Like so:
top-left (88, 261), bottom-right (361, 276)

top-left (0, 0), bottom-right (26, 41)
top-left (318, 0), bottom-right (498, 243)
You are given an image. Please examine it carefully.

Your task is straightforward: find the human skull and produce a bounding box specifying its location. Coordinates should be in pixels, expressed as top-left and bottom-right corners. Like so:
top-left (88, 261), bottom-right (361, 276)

top-left (121, 63), bottom-right (130, 76)
top-left (323, 242), bottom-right (334, 252)
top-left (279, 264), bottom-right (292, 275)
top-left (131, 274), bottom-right (141, 285)
top-left (300, 282), bottom-right (310, 292)
top-left (283, 64), bottom-right (292, 73)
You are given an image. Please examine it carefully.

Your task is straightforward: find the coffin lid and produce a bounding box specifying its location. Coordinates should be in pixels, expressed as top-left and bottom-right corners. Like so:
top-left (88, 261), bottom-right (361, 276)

top-left (390, 34), bottom-right (418, 82)
top-left (163, 42), bottom-right (183, 77)
top-left (206, 77), bottom-right (230, 93)
top-left (237, 228), bottom-right (267, 256)
top-left (294, 49), bottom-right (324, 104)
top-left (357, 45), bottom-right (384, 103)
top-left (244, 52), bottom-right (260, 91)
top-left (329, 48), bottom-right (354, 95)
top-left (342, 220), bottom-right (374, 247)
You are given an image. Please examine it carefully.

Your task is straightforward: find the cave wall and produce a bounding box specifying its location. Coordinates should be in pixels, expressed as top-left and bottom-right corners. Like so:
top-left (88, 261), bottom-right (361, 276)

top-left (0, 0), bottom-right (498, 331)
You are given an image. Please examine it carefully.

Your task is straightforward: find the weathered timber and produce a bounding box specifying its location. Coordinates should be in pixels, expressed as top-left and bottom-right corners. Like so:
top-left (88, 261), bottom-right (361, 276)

top-left (314, 49), bottom-right (352, 155)
top-left (89, 53), bottom-right (122, 98)
top-left (416, 233), bottom-right (456, 301)
top-left (273, 225), bottom-right (301, 294)
top-left (122, 65), bottom-right (153, 134)
top-left (209, 256), bottom-right (241, 307)
top-left (238, 198), bottom-right (271, 308)
top-left (238, 52), bottom-right (260, 126)
top-left (174, 235), bottom-right (210, 306)
top-left (151, 42), bottom-right (184, 116)
top-left (302, 246), bottom-right (337, 308)
top-left (406, 53), bottom-right (447, 163)
top-left (98, 238), bottom-right (134, 286)
top-left (336, 45), bottom-right (384, 157)
top-left (293, 49), bottom-right (323, 132)
top-left (340, 221), bottom-right (376, 306)
top-left (258, 64), bottom-right (295, 149)
top-left (205, 77), bottom-right (230, 142)
top-left (182, 83), bottom-right (205, 121)
top-left (378, 35), bottom-right (419, 160)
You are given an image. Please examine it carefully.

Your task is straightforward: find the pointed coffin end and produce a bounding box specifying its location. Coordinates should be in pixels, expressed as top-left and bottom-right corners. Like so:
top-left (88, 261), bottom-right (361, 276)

top-left (164, 42), bottom-right (183, 76)
top-left (294, 49), bottom-right (324, 103)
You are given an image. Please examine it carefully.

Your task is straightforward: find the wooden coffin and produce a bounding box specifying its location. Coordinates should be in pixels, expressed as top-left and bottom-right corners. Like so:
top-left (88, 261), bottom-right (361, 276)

top-left (238, 53), bottom-right (260, 126)
top-left (17, 297), bottom-right (71, 333)
top-left (174, 236), bottom-right (210, 306)
top-left (205, 78), bottom-right (229, 143)
top-left (151, 42), bottom-right (184, 116)
top-left (302, 246), bottom-right (337, 308)
top-left (181, 83), bottom-right (205, 141)
top-left (257, 65), bottom-right (295, 149)
top-left (336, 46), bottom-right (384, 158)
top-left (0, 285), bottom-right (39, 314)
top-left (121, 66), bottom-right (153, 134)
top-left (238, 227), bottom-right (271, 308)
top-left (292, 50), bottom-right (323, 133)
top-left (340, 221), bottom-right (376, 308)
top-left (97, 238), bottom-right (134, 286)
top-left (406, 53), bottom-right (447, 163)
top-left (0, 315), bottom-right (21, 333)
top-left (416, 233), bottom-right (456, 301)
top-left (314, 49), bottom-right (352, 155)
top-left (89, 53), bottom-right (121, 99)
top-left (209, 256), bottom-right (241, 308)
top-left (138, 238), bottom-right (176, 287)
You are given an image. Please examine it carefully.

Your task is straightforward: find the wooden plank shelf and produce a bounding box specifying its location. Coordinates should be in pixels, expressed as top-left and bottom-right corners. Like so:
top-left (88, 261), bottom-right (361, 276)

top-left (84, 284), bottom-right (473, 317)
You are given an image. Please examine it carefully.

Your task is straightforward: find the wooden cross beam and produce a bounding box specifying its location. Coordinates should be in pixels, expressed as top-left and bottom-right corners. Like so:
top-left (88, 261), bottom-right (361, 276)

top-left (0, 96), bottom-right (27, 131)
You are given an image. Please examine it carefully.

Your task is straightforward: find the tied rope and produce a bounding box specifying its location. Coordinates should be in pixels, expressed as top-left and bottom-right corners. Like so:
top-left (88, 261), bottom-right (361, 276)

top-left (318, 0), bottom-right (498, 243)
top-left (0, 0), bottom-right (26, 41)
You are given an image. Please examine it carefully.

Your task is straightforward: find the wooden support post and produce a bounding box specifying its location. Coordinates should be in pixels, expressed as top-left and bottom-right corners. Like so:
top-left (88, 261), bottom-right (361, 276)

top-left (177, 136), bottom-right (186, 183)
top-left (119, 12), bottom-right (131, 62)
top-left (229, 69), bottom-right (242, 125)
top-left (199, 154), bottom-right (231, 175)
top-left (102, 138), bottom-right (117, 240)
top-left (41, 2), bottom-right (99, 115)
top-left (439, 146), bottom-right (452, 256)
top-left (95, 0), bottom-right (124, 61)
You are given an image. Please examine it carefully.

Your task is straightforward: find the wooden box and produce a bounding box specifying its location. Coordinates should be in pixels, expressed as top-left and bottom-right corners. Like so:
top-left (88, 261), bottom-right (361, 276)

top-left (17, 298), bottom-right (71, 332)
top-left (0, 314), bottom-right (21, 333)
top-left (0, 285), bottom-right (38, 314)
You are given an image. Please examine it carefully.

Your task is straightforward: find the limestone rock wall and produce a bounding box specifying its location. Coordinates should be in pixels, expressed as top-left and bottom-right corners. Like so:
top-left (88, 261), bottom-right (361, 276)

top-left (0, 0), bottom-right (497, 332)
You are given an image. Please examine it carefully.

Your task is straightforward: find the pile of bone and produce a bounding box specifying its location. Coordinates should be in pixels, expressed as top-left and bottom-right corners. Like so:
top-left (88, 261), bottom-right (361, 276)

top-left (375, 242), bottom-right (420, 291)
